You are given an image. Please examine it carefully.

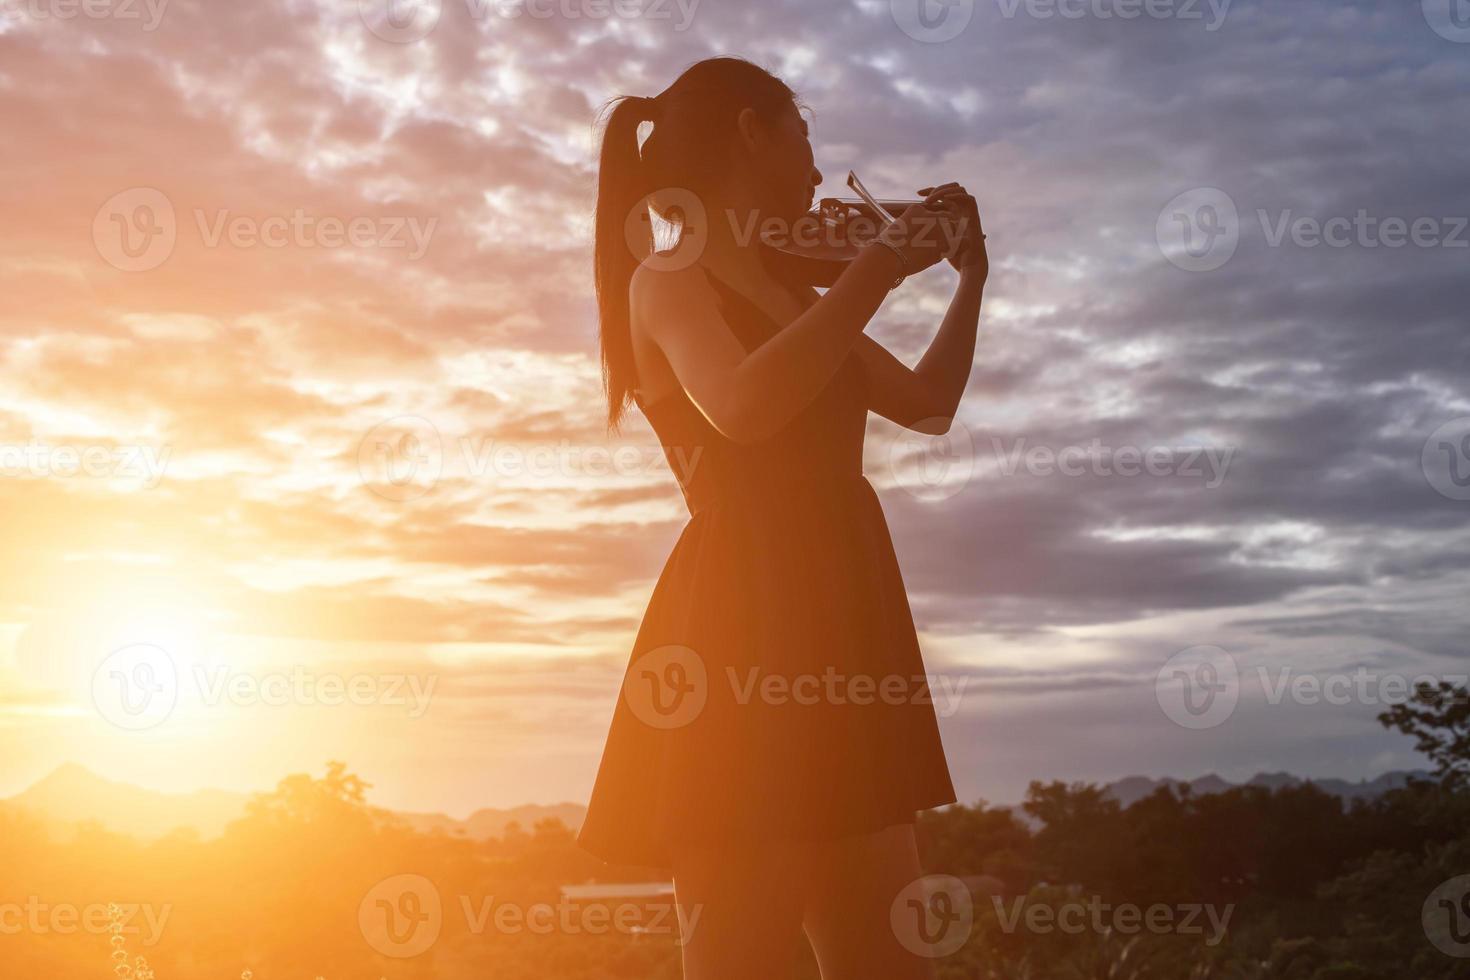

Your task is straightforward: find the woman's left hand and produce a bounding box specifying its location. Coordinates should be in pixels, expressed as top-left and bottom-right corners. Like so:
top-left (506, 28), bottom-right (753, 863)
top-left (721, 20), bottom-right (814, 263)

top-left (918, 183), bottom-right (987, 282)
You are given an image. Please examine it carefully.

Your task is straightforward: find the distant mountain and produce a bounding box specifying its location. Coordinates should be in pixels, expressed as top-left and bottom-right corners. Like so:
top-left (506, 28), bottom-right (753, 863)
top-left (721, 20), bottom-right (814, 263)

top-left (1100, 770), bottom-right (1429, 808)
top-left (1, 763), bottom-right (586, 842)
top-left (5, 763), bottom-right (1423, 843)
top-left (395, 804), bottom-right (587, 839)
top-left (4, 762), bottom-right (251, 839)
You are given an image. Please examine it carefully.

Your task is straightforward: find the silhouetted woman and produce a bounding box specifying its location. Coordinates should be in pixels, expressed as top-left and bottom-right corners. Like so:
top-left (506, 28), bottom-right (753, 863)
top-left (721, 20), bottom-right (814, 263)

top-left (579, 56), bottom-right (987, 980)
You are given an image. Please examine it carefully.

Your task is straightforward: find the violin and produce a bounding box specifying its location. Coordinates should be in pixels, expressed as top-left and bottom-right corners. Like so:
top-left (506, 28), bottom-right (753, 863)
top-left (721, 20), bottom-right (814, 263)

top-left (759, 171), bottom-right (923, 288)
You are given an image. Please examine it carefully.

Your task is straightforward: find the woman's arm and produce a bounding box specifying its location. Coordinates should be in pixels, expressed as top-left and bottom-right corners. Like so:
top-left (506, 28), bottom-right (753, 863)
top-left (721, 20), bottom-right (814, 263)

top-left (856, 267), bottom-right (985, 434)
top-left (634, 197), bottom-right (956, 444)
top-left (856, 188), bottom-right (988, 434)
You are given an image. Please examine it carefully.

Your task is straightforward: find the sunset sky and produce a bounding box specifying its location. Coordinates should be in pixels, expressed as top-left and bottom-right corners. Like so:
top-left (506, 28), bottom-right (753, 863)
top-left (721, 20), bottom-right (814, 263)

top-left (2, 0), bottom-right (1468, 817)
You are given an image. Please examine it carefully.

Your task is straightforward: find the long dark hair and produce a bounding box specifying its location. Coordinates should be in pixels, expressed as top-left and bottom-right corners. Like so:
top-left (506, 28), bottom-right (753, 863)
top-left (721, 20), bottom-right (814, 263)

top-left (593, 57), bottom-right (797, 430)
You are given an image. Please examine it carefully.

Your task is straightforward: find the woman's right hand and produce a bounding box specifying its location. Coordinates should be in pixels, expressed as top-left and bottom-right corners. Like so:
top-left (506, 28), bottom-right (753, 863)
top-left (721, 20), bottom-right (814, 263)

top-left (879, 185), bottom-right (966, 276)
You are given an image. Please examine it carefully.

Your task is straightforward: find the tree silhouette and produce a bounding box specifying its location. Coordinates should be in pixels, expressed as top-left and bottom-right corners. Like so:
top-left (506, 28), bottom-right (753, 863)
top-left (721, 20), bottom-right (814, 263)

top-left (1378, 682), bottom-right (1470, 792)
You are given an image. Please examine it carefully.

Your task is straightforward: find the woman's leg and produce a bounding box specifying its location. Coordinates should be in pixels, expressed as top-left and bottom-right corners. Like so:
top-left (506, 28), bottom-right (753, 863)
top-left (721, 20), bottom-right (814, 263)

top-left (671, 837), bottom-right (810, 980)
top-left (800, 822), bottom-right (940, 980)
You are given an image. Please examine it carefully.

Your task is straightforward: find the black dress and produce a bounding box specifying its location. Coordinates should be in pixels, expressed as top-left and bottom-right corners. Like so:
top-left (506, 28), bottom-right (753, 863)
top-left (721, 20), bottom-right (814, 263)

top-left (578, 263), bottom-right (957, 870)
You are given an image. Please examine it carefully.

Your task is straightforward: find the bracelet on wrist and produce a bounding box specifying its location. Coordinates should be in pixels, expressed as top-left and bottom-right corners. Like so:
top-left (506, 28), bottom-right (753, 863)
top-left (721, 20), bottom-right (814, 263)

top-left (869, 238), bottom-right (907, 290)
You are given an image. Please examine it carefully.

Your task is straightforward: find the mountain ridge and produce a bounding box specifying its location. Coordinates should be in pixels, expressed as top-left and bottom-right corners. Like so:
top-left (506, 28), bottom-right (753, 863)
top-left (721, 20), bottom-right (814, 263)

top-left (1, 763), bottom-right (1429, 842)
top-left (2, 763), bottom-right (587, 842)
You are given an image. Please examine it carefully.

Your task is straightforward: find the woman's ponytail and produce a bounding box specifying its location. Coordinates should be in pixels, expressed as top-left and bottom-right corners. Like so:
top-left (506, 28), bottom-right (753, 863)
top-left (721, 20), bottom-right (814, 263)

top-left (593, 95), bottom-right (656, 430)
top-left (592, 60), bottom-right (796, 430)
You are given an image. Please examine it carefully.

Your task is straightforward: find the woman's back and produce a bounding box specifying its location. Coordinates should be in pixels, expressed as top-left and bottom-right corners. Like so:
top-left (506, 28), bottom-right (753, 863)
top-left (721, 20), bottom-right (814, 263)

top-left (632, 262), bottom-right (870, 517)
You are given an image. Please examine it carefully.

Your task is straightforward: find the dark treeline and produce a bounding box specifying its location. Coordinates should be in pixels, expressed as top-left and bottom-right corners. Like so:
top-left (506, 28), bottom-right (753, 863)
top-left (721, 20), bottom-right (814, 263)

top-left (4, 684), bottom-right (1466, 979)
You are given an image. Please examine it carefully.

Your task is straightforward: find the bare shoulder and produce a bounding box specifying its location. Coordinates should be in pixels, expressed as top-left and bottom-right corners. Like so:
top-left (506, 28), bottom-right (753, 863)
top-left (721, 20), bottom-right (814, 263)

top-left (629, 258), bottom-right (719, 342)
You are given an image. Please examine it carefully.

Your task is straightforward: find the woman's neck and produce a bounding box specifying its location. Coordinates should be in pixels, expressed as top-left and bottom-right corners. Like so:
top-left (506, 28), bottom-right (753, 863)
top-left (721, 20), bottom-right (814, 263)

top-left (695, 193), bottom-right (784, 291)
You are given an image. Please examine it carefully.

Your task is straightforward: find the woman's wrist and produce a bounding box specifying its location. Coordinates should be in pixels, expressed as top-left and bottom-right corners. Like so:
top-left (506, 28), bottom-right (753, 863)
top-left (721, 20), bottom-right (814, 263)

top-left (958, 264), bottom-right (986, 288)
top-left (866, 238), bottom-right (907, 289)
